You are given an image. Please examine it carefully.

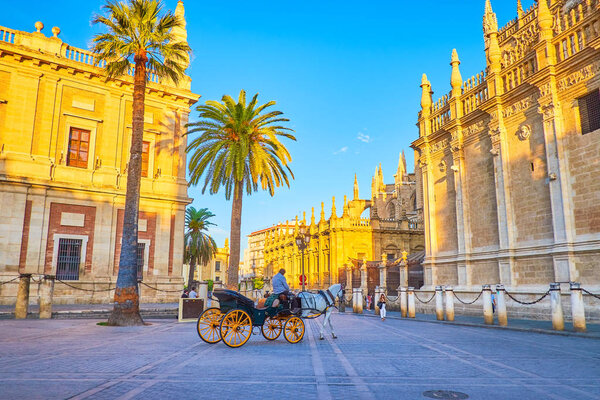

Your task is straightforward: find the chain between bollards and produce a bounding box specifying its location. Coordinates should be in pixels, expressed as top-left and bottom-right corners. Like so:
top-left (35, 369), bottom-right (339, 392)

top-left (139, 281), bottom-right (184, 293)
top-left (413, 291), bottom-right (436, 304)
top-left (582, 289), bottom-right (600, 300)
top-left (0, 277), bottom-right (19, 285)
top-left (453, 290), bottom-right (483, 305)
top-left (505, 290), bottom-right (550, 305)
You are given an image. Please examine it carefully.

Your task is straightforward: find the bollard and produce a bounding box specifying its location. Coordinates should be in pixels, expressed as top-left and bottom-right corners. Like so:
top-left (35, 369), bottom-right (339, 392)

top-left (435, 286), bottom-right (444, 321)
top-left (352, 288), bottom-right (363, 314)
top-left (445, 286), bottom-right (455, 321)
top-left (374, 287), bottom-right (382, 315)
top-left (39, 275), bottom-right (55, 319)
top-left (15, 274), bottom-right (32, 319)
top-left (496, 284), bottom-right (507, 326)
top-left (550, 283), bottom-right (564, 331)
top-left (407, 287), bottom-right (415, 318)
top-left (400, 287), bottom-right (407, 318)
top-left (482, 284), bottom-right (493, 325)
top-left (570, 282), bottom-right (586, 332)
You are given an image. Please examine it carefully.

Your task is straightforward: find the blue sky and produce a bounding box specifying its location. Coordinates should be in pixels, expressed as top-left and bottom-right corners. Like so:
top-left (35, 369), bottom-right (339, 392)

top-left (4, 0), bottom-right (534, 254)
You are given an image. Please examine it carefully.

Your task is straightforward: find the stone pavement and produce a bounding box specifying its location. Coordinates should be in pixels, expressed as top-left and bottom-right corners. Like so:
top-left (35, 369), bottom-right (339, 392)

top-left (1, 312), bottom-right (599, 400)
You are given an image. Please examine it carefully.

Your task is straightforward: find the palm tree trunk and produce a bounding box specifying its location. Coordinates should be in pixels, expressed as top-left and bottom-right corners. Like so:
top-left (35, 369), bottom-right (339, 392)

top-left (227, 180), bottom-right (243, 289)
top-left (108, 51), bottom-right (147, 326)
top-left (187, 258), bottom-right (197, 289)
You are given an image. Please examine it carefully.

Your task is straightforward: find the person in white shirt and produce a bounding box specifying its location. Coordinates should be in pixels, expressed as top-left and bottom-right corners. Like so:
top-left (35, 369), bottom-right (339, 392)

top-left (272, 269), bottom-right (290, 296)
top-left (189, 288), bottom-right (197, 299)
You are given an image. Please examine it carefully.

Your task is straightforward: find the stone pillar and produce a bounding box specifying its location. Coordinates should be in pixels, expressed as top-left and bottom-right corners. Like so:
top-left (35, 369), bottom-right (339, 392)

top-left (39, 275), bottom-right (55, 319)
top-left (570, 282), bottom-right (586, 333)
top-left (360, 260), bottom-right (368, 294)
top-left (352, 288), bottom-right (363, 314)
top-left (400, 261), bottom-right (409, 288)
top-left (445, 286), bottom-right (455, 321)
top-left (483, 284), bottom-right (493, 325)
top-left (379, 261), bottom-right (387, 290)
top-left (400, 287), bottom-right (407, 318)
top-left (435, 286), bottom-right (444, 321)
top-left (197, 281), bottom-right (208, 308)
top-left (496, 284), bottom-right (507, 326)
top-left (374, 287), bottom-right (382, 315)
top-left (550, 283), bottom-right (564, 331)
top-left (15, 274), bottom-right (32, 319)
top-left (345, 265), bottom-right (352, 291)
top-left (407, 287), bottom-right (415, 318)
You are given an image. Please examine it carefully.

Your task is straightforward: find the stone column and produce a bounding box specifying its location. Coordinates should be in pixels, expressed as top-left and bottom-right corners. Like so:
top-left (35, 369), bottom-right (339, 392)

top-left (496, 284), bottom-right (507, 326)
top-left (400, 261), bottom-right (409, 288)
top-left (379, 256), bottom-right (387, 289)
top-left (374, 286), bottom-right (382, 315)
top-left (197, 281), bottom-right (208, 308)
top-left (39, 275), bottom-right (55, 319)
top-left (482, 284), bottom-right (493, 325)
top-left (15, 274), bottom-right (31, 319)
top-left (445, 286), bottom-right (455, 321)
top-left (360, 259), bottom-right (368, 295)
top-left (550, 283), bottom-right (564, 331)
top-left (435, 286), bottom-right (444, 321)
top-left (570, 282), bottom-right (586, 333)
top-left (407, 287), bottom-right (415, 318)
top-left (400, 287), bottom-right (407, 318)
top-left (352, 288), bottom-right (363, 314)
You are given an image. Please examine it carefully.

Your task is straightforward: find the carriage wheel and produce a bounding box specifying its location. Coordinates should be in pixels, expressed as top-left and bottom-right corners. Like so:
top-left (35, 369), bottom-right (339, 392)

top-left (197, 307), bottom-right (222, 344)
top-left (261, 317), bottom-right (282, 340)
top-left (283, 316), bottom-right (305, 344)
top-left (220, 309), bottom-right (252, 348)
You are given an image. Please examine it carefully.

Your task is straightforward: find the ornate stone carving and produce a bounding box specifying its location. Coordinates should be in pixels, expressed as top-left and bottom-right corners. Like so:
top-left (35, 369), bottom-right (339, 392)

top-left (430, 138), bottom-right (450, 153)
top-left (502, 95), bottom-right (536, 118)
top-left (464, 121), bottom-right (486, 137)
top-left (538, 82), bottom-right (552, 98)
top-left (439, 160), bottom-right (447, 173)
top-left (538, 102), bottom-right (556, 121)
top-left (557, 60), bottom-right (600, 92)
top-left (516, 125), bottom-right (531, 141)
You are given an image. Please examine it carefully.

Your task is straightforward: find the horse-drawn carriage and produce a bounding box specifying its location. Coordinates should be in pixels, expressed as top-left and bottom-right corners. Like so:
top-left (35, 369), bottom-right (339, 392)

top-left (196, 284), bottom-right (342, 348)
top-left (196, 289), bottom-right (306, 348)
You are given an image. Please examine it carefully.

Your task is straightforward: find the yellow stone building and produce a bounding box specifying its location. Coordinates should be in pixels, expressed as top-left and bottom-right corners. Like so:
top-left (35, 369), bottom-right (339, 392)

top-left (0, 2), bottom-right (199, 304)
top-left (411, 0), bottom-right (600, 291)
top-left (263, 162), bottom-right (424, 290)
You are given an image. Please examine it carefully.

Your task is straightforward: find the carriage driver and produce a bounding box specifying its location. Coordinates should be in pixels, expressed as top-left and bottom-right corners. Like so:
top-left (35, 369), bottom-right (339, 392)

top-left (272, 268), bottom-right (292, 298)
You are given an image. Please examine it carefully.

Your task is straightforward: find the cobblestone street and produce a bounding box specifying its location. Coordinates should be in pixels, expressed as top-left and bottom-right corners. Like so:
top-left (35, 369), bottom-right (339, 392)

top-left (1, 312), bottom-right (599, 400)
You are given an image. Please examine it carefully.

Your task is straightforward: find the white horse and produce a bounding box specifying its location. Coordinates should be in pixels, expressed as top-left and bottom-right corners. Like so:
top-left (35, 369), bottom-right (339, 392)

top-left (297, 283), bottom-right (343, 340)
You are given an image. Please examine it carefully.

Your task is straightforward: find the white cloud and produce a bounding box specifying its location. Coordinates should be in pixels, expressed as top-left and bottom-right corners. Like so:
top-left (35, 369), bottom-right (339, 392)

top-left (333, 146), bottom-right (348, 155)
top-left (357, 132), bottom-right (371, 143)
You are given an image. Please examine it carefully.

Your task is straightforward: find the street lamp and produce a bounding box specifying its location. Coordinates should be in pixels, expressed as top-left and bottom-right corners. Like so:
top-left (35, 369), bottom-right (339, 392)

top-left (295, 224), bottom-right (311, 292)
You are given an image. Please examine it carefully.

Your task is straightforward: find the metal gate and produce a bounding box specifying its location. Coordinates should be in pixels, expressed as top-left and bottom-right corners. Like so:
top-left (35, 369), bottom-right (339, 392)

top-left (56, 238), bottom-right (82, 280)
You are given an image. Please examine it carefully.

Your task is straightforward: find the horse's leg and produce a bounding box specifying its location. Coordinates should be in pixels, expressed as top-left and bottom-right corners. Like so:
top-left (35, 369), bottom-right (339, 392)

top-left (319, 301), bottom-right (328, 340)
top-left (328, 310), bottom-right (337, 338)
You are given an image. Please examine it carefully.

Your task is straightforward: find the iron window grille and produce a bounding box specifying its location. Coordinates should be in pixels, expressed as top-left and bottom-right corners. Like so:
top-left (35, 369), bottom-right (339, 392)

top-left (579, 89), bottom-right (600, 135)
top-left (137, 243), bottom-right (145, 280)
top-left (56, 238), bottom-right (83, 280)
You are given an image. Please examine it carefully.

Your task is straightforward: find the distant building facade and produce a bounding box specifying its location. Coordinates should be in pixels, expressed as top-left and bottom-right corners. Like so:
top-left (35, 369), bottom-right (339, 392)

top-left (0, 3), bottom-right (199, 304)
top-left (411, 0), bottom-right (600, 290)
top-left (185, 239), bottom-right (229, 285)
top-left (263, 159), bottom-right (424, 291)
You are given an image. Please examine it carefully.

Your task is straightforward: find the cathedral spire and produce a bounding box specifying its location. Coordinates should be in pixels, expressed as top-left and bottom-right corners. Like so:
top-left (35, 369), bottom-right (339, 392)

top-left (353, 174), bottom-right (359, 200)
top-left (517, 0), bottom-right (524, 18)
top-left (172, 1), bottom-right (189, 69)
top-left (483, 0), bottom-right (501, 74)
top-left (395, 151), bottom-right (407, 186)
top-left (450, 49), bottom-right (462, 96)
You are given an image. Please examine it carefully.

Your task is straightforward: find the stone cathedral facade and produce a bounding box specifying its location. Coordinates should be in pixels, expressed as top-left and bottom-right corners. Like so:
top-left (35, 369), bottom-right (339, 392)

top-left (411, 0), bottom-right (600, 291)
top-left (0, 2), bottom-right (199, 304)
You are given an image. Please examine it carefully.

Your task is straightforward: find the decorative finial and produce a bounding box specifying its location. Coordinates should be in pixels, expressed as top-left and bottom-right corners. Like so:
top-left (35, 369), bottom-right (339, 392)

top-left (311, 207), bottom-right (315, 225)
top-left (483, 0), bottom-right (498, 35)
top-left (353, 173), bottom-right (359, 200)
top-left (537, 0), bottom-right (553, 36)
top-left (51, 26), bottom-right (60, 37)
top-left (517, 0), bottom-right (524, 18)
top-left (35, 21), bottom-right (44, 33)
top-left (420, 73), bottom-right (432, 111)
top-left (331, 196), bottom-right (337, 218)
top-left (450, 49), bottom-right (462, 94)
top-left (320, 202), bottom-right (325, 221)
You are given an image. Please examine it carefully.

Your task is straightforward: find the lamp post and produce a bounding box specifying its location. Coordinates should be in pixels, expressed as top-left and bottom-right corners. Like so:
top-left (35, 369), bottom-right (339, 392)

top-left (295, 224), bottom-right (311, 292)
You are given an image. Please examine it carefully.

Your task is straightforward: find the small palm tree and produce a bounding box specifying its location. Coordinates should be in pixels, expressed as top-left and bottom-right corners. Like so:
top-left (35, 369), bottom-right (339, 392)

top-left (91, 0), bottom-right (190, 326)
top-left (185, 207), bottom-right (218, 287)
top-left (186, 90), bottom-right (296, 289)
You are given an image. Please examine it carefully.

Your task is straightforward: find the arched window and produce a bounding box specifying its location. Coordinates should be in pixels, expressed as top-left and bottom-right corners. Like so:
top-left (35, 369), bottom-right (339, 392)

top-left (386, 202), bottom-right (396, 219)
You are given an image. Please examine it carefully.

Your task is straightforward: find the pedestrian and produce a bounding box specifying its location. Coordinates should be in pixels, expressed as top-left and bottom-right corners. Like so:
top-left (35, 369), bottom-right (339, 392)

top-left (366, 294), bottom-right (372, 310)
top-left (491, 290), bottom-right (497, 313)
top-left (189, 287), bottom-right (197, 299)
top-left (181, 289), bottom-right (189, 298)
top-left (377, 293), bottom-right (387, 321)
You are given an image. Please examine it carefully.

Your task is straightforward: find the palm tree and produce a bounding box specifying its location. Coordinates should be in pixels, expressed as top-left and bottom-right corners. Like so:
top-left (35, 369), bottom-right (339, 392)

top-left (91, 0), bottom-right (190, 326)
top-left (185, 207), bottom-right (217, 288)
top-left (186, 90), bottom-right (296, 289)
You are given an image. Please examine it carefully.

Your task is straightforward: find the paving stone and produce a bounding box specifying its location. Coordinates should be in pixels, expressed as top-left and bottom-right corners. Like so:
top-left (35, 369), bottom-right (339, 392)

top-left (0, 313), bottom-right (599, 399)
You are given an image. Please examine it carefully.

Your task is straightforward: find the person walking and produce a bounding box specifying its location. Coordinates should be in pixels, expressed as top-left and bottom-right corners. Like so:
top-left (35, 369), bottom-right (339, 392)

top-left (378, 293), bottom-right (387, 321)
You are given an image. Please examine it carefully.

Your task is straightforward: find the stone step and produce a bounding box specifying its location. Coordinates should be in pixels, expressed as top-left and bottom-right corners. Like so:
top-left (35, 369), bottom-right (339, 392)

top-left (0, 308), bottom-right (179, 320)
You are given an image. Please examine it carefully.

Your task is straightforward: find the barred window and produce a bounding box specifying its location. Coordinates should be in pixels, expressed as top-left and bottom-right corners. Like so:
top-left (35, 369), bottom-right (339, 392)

top-left (141, 141), bottom-right (150, 177)
top-left (67, 128), bottom-right (90, 168)
top-left (215, 261), bottom-right (221, 271)
top-left (56, 239), bottom-right (82, 280)
top-left (137, 243), bottom-right (145, 280)
top-left (579, 90), bottom-right (600, 135)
